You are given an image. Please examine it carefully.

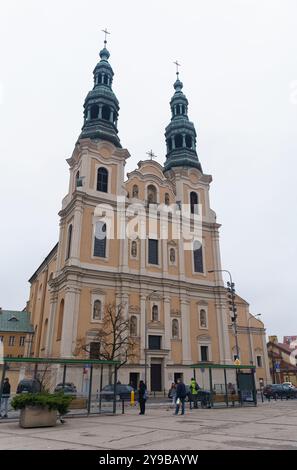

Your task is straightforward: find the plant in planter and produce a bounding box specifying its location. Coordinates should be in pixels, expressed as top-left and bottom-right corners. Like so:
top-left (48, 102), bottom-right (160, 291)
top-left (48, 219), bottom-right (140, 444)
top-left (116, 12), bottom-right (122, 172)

top-left (11, 392), bottom-right (73, 428)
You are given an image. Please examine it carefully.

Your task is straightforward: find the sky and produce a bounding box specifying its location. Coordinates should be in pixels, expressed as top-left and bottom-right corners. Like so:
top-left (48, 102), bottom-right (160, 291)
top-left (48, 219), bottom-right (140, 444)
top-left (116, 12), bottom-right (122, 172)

top-left (0, 0), bottom-right (296, 340)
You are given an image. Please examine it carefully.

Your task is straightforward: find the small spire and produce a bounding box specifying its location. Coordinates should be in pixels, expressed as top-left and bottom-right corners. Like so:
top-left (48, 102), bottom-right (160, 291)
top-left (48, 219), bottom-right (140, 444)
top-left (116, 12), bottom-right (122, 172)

top-left (101, 28), bottom-right (111, 47)
top-left (173, 60), bottom-right (181, 79)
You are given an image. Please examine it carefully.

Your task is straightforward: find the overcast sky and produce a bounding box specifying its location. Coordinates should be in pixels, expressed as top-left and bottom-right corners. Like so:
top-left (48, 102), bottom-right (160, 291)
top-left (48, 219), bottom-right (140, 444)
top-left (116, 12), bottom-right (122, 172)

top-left (0, 0), bottom-right (296, 340)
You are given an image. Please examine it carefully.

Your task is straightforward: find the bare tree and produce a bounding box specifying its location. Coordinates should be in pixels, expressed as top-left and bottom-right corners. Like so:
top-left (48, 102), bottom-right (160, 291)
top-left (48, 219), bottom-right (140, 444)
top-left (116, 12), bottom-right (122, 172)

top-left (74, 303), bottom-right (137, 370)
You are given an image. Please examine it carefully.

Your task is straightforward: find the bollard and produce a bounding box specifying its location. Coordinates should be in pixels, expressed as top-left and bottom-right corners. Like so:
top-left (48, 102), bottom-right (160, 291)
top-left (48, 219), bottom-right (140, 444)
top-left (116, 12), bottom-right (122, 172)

top-left (122, 399), bottom-right (125, 414)
top-left (130, 390), bottom-right (135, 406)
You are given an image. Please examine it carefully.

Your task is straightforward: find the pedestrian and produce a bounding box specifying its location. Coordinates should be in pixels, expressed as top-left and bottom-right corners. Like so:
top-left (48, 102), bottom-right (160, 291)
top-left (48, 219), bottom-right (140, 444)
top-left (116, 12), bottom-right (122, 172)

top-left (175, 378), bottom-right (187, 415)
top-left (189, 377), bottom-right (199, 409)
top-left (168, 382), bottom-right (177, 407)
top-left (138, 380), bottom-right (147, 415)
top-left (0, 378), bottom-right (11, 419)
top-left (228, 382), bottom-right (236, 406)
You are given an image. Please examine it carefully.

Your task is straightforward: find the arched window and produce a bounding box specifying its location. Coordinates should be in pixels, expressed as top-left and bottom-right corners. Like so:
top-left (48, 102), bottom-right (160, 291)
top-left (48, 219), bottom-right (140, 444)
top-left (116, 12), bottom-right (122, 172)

top-left (152, 305), bottom-right (158, 322)
top-left (147, 185), bottom-right (157, 204)
top-left (174, 134), bottom-right (183, 148)
top-left (130, 316), bottom-right (137, 336)
top-left (169, 247), bottom-right (176, 264)
top-left (185, 135), bottom-right (192, 148)
top-left (97, 73), bottom-right (102, 84)
top-left (182, 105), bottom-right (186, 115)
top-left (168, 139), bottom-right (172, 151)
top-left (165, 193), bottom-right (170, 205)
top-left (102, 105), bottom-right (111, 121)
top-left (176, 106), bottom-right (181, 115)
top-left (93, 300), bottom-right (102, 321)
top-left (42, 318), bottom-right (48, 349)
top-left (132, 184), bottom-right (139, 198)
top-left (97, 167), bottom-right (108, 192)
top-left (172, 319), bottom-right (179, 339)
top-left (57, 299), bottom-right (64, 340)
top-left (131, 240), bottom-right (137, 258)
top-left (93, 222), bottom-right (106, 258)
top-left (66, 224), bottom-right (72, 260)
top-left (200, 309), bottom-right (207, 328)
top-left (190, 191), bottom-right (199, 214)
top-left (193, 240), bottom-right (203, 273)
top-left (103, 75), bottom-right (109, 85)
top-left (90, 104), bottom-right (99, 119)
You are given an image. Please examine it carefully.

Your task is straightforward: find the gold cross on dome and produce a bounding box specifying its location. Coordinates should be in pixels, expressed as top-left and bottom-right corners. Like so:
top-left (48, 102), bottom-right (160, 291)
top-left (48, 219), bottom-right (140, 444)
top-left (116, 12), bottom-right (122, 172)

top-left (146, 149), bottom-right (157, 160)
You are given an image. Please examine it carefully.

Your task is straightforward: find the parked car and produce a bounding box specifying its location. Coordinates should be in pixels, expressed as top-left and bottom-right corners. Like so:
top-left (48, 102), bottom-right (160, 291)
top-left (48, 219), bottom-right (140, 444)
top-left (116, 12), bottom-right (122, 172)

top-left (16, 378), bottom-right (41, 394)
top-left (99, 384), bottom-right (134, 401)
top-left (54, 382), bottom-right (77, 396)
top-left (263, 384), bottom-right (297, 399)
top-left (282, 382), bottom-right (294, 389)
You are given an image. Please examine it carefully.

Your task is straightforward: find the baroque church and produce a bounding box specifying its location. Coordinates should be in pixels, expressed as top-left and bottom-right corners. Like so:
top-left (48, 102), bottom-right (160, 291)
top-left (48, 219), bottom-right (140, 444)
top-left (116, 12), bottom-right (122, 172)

top-left (27, 37), bottom-right (270, 391)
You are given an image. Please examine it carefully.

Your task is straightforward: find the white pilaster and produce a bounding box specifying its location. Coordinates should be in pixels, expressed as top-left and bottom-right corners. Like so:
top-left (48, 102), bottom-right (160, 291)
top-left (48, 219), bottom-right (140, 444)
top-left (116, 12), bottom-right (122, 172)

top-left (60, 286), bottom-right (81, 358)
top-left (164, 296), bottom-right (171, 360)
top-left (181, 298), bottom-right (192, 364)
top-left (140, 295), bottom-right (146, 362)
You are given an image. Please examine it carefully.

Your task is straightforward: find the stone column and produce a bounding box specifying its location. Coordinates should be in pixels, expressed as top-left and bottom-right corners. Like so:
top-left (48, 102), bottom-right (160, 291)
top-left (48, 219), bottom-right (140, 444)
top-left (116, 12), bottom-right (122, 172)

top-left (164, 296), bottom-right (171, 360)
top-left (45, 293), bottom-right (58, 355)
top-left (140, 294), bottom-right (146, 362)
top-left (60, 286), bottom-right (81, 358)
top-left (181, 298), bottom-right (192, 364)
top-left (71, 203), bottom-right (83, 263)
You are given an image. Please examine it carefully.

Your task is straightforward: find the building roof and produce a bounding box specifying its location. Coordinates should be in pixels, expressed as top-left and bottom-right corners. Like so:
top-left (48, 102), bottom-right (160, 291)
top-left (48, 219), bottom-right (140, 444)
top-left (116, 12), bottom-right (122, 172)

top-left (28, 243), bottom-right (58, 283)
top-left (0, 310), bottom-right (34, 333)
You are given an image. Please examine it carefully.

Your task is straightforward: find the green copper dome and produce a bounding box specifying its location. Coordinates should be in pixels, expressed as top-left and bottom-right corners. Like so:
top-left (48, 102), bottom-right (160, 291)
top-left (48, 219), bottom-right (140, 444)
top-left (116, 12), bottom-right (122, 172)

top-left (164, 73), bottom-right (202, 173)
top-left (79, 42), bottom-right (121, 147)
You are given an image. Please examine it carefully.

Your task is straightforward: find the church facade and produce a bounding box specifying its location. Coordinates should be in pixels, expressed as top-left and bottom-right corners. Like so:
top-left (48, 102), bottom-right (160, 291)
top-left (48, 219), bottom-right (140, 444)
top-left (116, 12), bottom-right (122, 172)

top-left (27, 39), bottom-right (270, 390)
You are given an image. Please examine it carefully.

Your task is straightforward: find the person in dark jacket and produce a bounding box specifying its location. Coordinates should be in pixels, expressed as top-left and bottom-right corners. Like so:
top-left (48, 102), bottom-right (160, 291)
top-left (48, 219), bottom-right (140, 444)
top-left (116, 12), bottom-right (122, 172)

top-left (175, 378), bottom-right (187, 415)
top-left (0, 378), bottom-right (11, 418)
top-left (138, 380), bottom-right (147, 415)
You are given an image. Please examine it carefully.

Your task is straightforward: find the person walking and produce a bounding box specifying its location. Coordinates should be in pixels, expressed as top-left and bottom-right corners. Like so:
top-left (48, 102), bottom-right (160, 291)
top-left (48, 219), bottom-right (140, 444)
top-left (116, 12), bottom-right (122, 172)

top-left (0, 378), bottom-right (11, 419)
top-left (168, 382), bottom-right (177, 407)
top-left (175, 378), bottom-right (187, 415)
top-left (138, 380), bottom-right (147, 415)
top-left (189, 377), bottom-right (199, 409)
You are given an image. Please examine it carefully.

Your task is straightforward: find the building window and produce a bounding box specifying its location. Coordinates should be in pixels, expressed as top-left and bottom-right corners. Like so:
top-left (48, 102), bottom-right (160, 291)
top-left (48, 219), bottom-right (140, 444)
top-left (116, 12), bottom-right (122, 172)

top-left (193, 241), bottom-right (203, 273)
top-left (185, 135), bottom-right (192, 148)
top-left (97, 167), bottom-right (108, 193)
top-left (90, 104), bottom-right (99, 119)
top-left (174, 134), bottom-right (183, 148)
top-left (8, 336), bottom-right (15, 346)
top-left (200, 345), bottom-right (209, 361)
top-left (89, 342), bottom-right (100, 359)
top-left (131, 240), bottom-right (137, 258)
top-left (93, 222), bottom-right (106, 258)
top-left (19, 336), bottom-right (25, 347)
top-left (151, 305), bottom-right (159, 322)
top-left (190, 191), bottom-right (199, 214)
top-left (18, 354), bottom-right (23, 358)
top-left (66, 224), bottom-right (73, 260)
top-left (165, 193), bottom-right (170, 205)
top-left (199, 309), bottom-right (208, 329)
top-left (57, 299), bottom-right (64, 341)
top-left (0, 336), bottom-right (4, 343)
top-left (102, 105), bottom-right (111, 121)
top-left (172, 319), bottom-right (179, 339)
top-left (148, 239), bottom-right (158, 265)
top-left (148, 335), bottom-right (161, 350)
top-left (93, 300), bottom-right (102, 321)
top-left (147, 185), bottom-right (157, 204)
top-left (132, 184), bottom-right (139, 198)
top-left (256, 355), bottom-right (263, 367)
top-left (130, 316), bottom-right (137, 336)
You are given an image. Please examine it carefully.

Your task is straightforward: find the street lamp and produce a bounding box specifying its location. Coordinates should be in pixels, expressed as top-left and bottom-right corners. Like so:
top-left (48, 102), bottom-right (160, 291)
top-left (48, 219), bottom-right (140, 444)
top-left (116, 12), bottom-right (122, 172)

top-left (247, 314), bottom-right (261, 365)
top-left (144, 290), bottom-right (158, 387)
top-left (208, 269), bottom-right (240, 360)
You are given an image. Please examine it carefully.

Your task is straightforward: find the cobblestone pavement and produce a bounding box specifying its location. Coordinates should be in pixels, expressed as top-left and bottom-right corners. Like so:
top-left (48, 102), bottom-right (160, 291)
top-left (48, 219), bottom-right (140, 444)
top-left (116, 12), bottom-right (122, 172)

top-left (0, 400), bottom-right (296, 450)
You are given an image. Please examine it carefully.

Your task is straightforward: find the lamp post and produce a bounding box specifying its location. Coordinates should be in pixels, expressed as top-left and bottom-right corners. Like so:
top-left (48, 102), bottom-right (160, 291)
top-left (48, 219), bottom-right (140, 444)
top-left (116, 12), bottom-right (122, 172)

top-left (208, 269), bottom-right (240, 360)
top-left (144, 290), bottom-right (158, 387)
top-left (247, 314), bottom-right (261, 365)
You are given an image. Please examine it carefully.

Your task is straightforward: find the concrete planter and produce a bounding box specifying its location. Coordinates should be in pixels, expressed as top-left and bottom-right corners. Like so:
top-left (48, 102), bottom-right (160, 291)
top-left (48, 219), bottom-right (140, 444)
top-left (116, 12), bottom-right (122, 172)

top-left (20, 405), bottom-right (57, 428)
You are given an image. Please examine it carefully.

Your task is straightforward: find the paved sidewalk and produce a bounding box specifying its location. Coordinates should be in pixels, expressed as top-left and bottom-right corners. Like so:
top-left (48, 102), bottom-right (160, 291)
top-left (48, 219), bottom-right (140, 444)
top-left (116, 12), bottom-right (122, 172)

top-left (0, 400), bottom-right (296, 450)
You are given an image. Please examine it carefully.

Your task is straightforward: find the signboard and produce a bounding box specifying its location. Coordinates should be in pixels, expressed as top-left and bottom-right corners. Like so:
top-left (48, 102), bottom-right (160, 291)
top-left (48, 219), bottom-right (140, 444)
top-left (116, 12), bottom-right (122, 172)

top-left (275, 362), bottom-right (281, 372)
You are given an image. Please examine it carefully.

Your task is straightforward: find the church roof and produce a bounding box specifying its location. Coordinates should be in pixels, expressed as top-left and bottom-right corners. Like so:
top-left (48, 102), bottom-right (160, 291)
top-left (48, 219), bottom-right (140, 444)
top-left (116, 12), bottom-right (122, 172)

top-left (0, 310), bottom-right (34, 333)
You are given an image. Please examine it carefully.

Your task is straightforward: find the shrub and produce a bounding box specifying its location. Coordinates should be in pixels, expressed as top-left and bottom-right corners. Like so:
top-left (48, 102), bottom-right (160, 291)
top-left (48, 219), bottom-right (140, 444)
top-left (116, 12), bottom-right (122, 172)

top-left (11, 392), bottom-right (72, 415)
